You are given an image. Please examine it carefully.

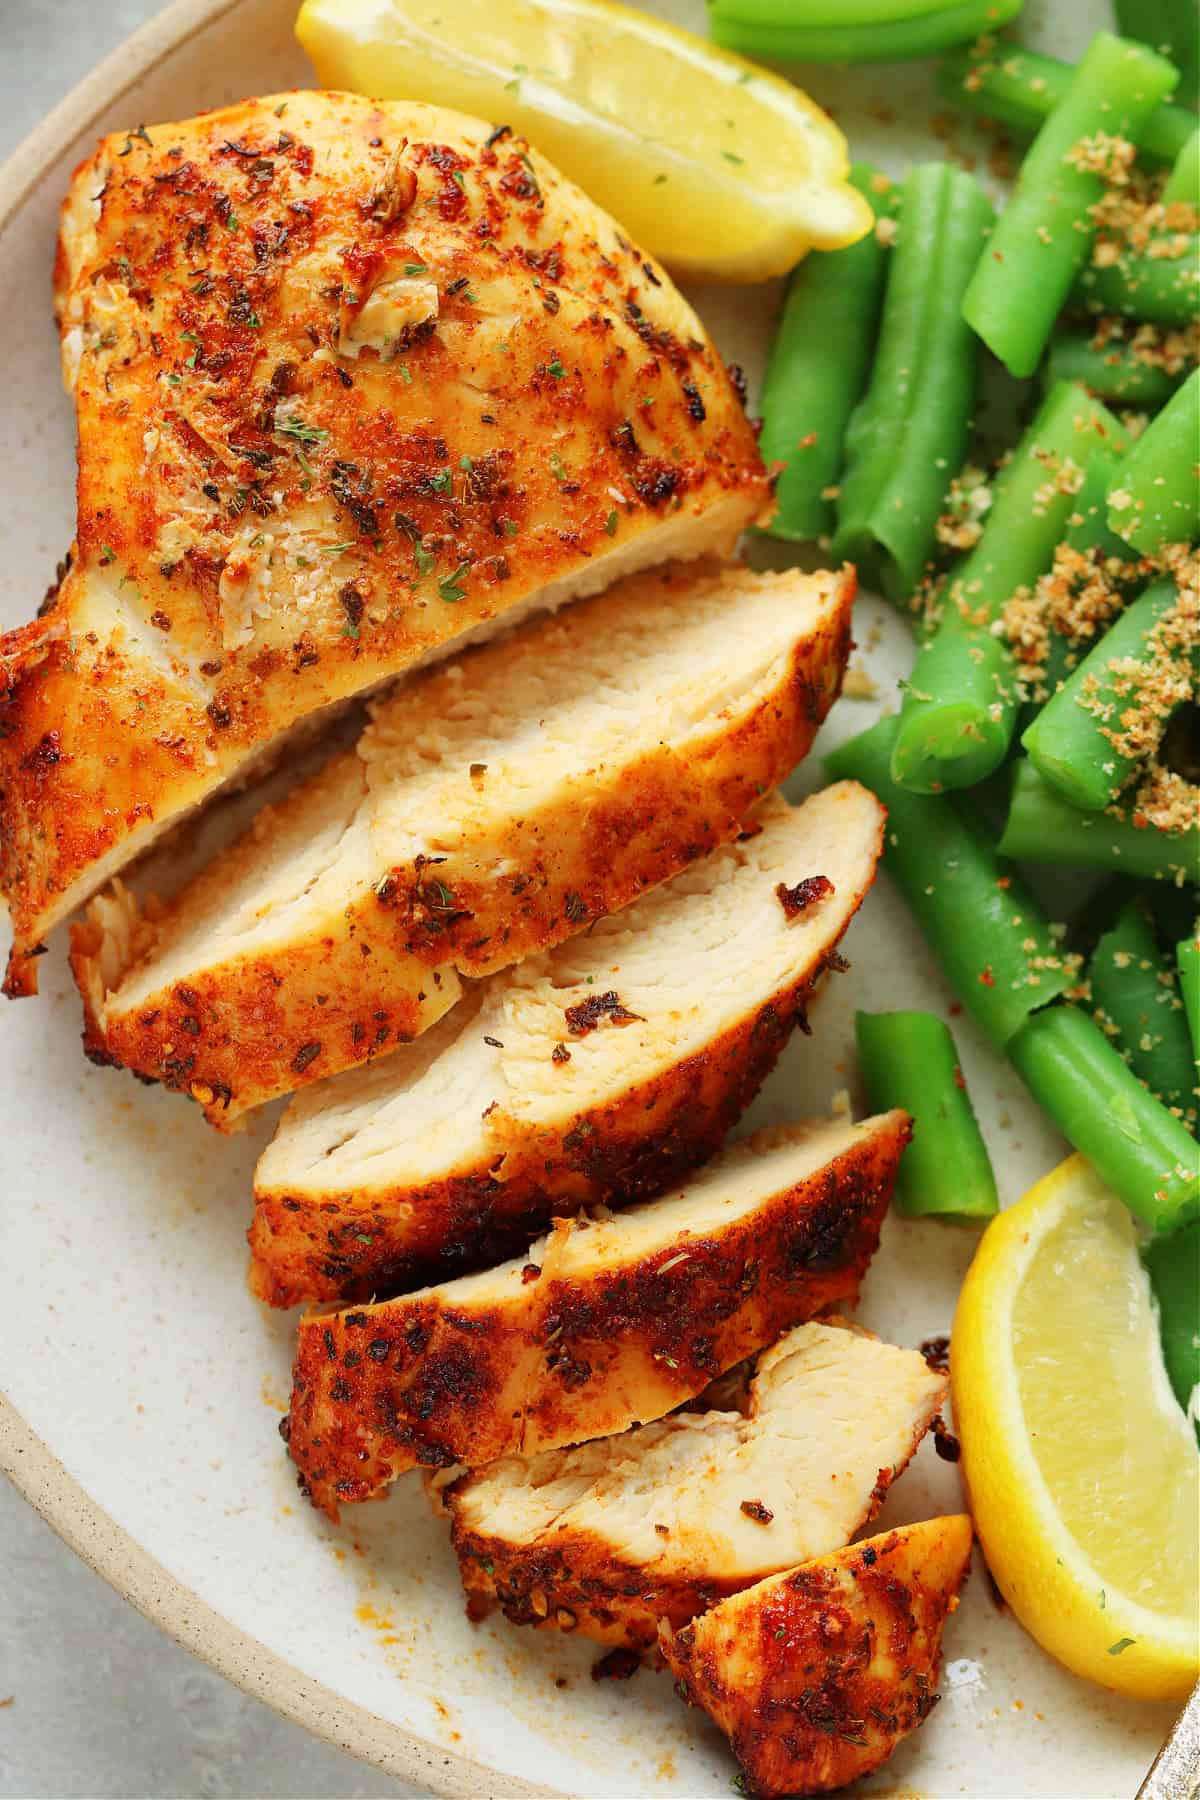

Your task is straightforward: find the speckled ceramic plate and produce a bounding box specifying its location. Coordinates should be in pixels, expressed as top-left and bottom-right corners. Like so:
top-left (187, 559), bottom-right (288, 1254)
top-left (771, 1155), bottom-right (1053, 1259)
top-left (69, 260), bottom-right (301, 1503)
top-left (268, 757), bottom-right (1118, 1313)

top-left (0, 1), bottom-right (1183, 1793)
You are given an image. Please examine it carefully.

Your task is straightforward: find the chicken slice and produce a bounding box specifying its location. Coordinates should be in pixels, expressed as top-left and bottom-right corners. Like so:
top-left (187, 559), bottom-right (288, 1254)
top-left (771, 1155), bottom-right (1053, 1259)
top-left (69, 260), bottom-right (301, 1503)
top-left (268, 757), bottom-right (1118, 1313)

top-left (661, 1516), bottom-right (973, 1796)
top-left (286, 1111), bottom-right (910, 1513)
top-left (252, 782), bottom-right (885, 1305)
top-left (1, 91), bottom-right (768, 992)
top-left (445, 1321), bottom-right (947, 1649)
top-left (71, 561), bottom-right (853, 1126)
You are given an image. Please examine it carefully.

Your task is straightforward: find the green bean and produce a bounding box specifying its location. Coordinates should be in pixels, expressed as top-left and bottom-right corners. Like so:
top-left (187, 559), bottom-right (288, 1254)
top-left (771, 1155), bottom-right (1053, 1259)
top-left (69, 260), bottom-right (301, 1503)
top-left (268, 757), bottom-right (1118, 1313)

top-left (825, 715), bottom-right (1076, 1046)
top-left (1000, 758), bottom-right (1200, 883)
top-left (961, 33), bottom-right (1180, 379)
top-left (937, 44), bottom-right (1195, 165)
top-left (1108, 369), bottom-right (1200, 551)
top-left (1022, 580), bottom-right (1185, 811)
top-left (1115, 0), bottom-right (1199, 100)
top-left (1180, 934), bottom-right (1200, 1066)
top-left (1142, 1221), bottom-right (1200, 1428)
top-left (855, 1009), bottom-right (998, 1220)
top-left (890, 383), bottom-right (1125, 793)
top-left (758, 167), bottom-right (896, 545)
top-left (1087, 899), bottom-right (1196, 1118)
top-left (1008, 1003), bottom-right (1199, 1235)
top-left (830, 163), bottom-right (991, 602)
top-left (1163, 126), bottom-right (1200, 208)
top-left (1044, 328), bottom-right (1189, 409)
top-left (1074, 243), bottom-right (1200, 326)
top-left (705, 0), bottom-right (1023, 63)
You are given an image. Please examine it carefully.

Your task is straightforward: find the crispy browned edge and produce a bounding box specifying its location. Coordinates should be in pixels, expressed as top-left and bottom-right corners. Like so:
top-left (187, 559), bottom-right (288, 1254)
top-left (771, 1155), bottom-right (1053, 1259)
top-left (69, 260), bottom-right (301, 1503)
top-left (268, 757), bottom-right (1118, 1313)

top-left (444, 1351), bottom-right (947, 1651)
top-left (660, 1516), bottom-right (974, 1796)
top-left (253, 795), bottom-right (886, 1308)
top-left (69, 569), bottom-right (855, 1126)
top-left (284, 1111), bottom-right (911, 1516)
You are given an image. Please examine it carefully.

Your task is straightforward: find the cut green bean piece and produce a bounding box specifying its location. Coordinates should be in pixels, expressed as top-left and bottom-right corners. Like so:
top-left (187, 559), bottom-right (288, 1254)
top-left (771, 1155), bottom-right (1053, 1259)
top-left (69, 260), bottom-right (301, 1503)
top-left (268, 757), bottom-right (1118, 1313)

top-left (1074, 242), bottom-right (1200, 326)
top-left (1087, 899), bottom-right (1196, 1118)
top-left (759, 167), bottom-right (896, 544)
top-left (831, 163), bottom-right (991, 603)
top-left (706, 0), bottom-right (1024, 63)
top-left (891, 383), bottom-right (1125, 792)
top-left (961, 33), bottom-right (1179, 379)
top-left (1108, 370), bottom-right (1200, 552)
top-left (1044, 328), bottom-right (1189, 409)
top-left (1180, 934), bottom-right (1200, 1067)
top-left (1000, 758), bottom-right (1200, 884)
top-left (1115, 0), bottom-right (1199, 100)
top-left (826, 715), bottom-right (1076, 1046)
top-left (1143, 1221), bottom-right (1200, 1430)
top-left (937, 43), bottom-right (1195, 165)
top-left (1008, 1003), bottom-right (1200, 1235)
top-left (1163, 126), bottom-right (1200, 208)
top-left (1022, 579), bottom-right (1186, 811)
top-left (855, 1009), bottom-right (998, 1220)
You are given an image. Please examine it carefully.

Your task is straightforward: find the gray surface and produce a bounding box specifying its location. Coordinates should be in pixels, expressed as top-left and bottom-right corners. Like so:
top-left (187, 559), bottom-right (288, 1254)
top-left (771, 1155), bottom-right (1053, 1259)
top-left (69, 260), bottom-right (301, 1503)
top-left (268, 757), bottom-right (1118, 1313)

top-left (0, 7), bottom-right (417, 1796)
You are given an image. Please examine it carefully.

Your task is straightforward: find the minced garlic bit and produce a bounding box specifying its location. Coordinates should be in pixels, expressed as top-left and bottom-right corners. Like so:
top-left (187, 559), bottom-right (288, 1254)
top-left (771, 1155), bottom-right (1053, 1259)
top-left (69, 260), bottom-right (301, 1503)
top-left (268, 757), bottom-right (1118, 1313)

top-left (1087, 156), bottom-right (1200, 277)
top-left (1066, 132), bottom-right (1137, 186)
top-left (842, 665), bottom-right (878, 701)
top-left (936, 464), bottom-right (992, 551)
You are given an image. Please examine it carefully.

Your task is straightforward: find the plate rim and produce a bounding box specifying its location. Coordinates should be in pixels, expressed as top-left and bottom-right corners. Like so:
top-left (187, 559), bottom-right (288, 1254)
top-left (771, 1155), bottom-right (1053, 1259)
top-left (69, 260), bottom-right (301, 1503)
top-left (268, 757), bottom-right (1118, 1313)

top-left (0, 2), bottom-right (545, 1790)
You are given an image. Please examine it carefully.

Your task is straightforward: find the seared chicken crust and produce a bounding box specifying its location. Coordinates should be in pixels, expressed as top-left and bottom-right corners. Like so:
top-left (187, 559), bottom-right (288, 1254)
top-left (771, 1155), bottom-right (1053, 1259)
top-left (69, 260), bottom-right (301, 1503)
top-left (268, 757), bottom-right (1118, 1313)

top-left (252, 782), bottom-right (886, 1305)
top-left (447, 1322), bottom-right (947, 1648)
top-left (1, 90), bottom-right (768, 990)
top-left (661, 1516), bottom-right (973, 1796)
top-left (71, 561), bottom-right (853, 1124)
top-left (286, 1113), bottom-right (909, 1513)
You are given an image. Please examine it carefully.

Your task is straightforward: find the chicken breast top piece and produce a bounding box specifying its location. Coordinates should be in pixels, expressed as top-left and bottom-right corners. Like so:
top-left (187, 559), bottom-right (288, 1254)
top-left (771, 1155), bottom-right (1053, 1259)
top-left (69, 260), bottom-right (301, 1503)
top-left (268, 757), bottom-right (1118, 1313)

top-left (0, 91), bottom-right (768, 991)
top-left (447, 1321), bottom-right (948, 1648)
top-left (251, 781), bottom-right (886, 1304)
top-left (661, 1515), bottom-right (974, 1797)
top-left (71, 560), bottom-right (854, 1127)
top-left (286, 1111), bottom-right (910, 1512)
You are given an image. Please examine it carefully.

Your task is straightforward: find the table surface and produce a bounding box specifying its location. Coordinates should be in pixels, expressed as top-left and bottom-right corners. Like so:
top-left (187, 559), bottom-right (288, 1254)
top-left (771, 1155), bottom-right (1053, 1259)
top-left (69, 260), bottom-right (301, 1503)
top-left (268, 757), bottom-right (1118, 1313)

top-left (1, 8), bottom-right (418, 1796)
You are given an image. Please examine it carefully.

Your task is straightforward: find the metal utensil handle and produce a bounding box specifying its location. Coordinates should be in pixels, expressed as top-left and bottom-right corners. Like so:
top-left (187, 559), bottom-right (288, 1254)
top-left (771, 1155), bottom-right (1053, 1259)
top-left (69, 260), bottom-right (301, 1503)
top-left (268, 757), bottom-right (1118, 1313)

top-left (1138, 1683), bottom-right (1200, 1800)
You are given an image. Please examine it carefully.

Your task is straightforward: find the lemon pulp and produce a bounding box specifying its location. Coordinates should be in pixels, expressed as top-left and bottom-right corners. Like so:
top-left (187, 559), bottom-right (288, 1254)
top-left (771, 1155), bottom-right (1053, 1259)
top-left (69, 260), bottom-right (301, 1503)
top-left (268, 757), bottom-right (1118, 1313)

top-left (296, 0), bottom-right (871, 279)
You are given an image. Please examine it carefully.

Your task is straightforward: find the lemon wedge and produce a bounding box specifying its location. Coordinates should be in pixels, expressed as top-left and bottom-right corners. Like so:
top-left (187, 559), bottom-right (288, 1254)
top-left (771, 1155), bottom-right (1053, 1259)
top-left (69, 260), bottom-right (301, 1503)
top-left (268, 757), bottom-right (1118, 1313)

top-left (295, 0), bottom-right (871, 280)
top-left (952, 1154), bottom-right (1199, 1701)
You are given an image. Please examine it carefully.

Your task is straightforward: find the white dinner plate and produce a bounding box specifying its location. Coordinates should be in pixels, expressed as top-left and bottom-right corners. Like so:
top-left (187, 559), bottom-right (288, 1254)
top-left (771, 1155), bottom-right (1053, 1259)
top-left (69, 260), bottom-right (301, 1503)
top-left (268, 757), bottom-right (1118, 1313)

top-left (0, 0), bottom-right (1184, 1792)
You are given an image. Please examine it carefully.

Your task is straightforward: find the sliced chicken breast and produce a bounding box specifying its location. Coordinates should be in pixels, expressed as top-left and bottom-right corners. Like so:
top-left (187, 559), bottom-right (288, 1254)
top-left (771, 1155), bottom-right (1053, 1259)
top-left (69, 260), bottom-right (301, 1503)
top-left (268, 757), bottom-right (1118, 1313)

top-left (286, 1111), bottom-right (910, 1512)
top-left (71, 561), bottom-right (854, 1126)
top-left (252, 782), bottom-right (886, 1305)
top-left (661, 1516), bottom-right (973, 1796)
top-left (1, 92), bottom-right (768, 993)
top-left (446, 1321), bottom-right (947, 1649)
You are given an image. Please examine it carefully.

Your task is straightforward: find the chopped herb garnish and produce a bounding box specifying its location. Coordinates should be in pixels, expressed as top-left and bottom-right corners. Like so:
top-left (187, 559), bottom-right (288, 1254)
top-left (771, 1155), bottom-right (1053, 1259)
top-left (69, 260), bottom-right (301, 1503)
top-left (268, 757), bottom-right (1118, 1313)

top-left (275, 414), bottom-right (328, 444)
top-left (404, 262), bottom-right (428, 276)
top-left (295, 448), bottom-right (315, 490)
top-left (180, 331), bottom-right (200, 345)
top-left (397, 363), bottom-right (412, 383)
top-left (547, 357), bottom-right (566, 379)
top-left (451, 170), bottom-right (466, 189)
top-left (273, 101), bottom-right (288, 117)
top-left (224, 210), bottom-right (240, 232)
top-left (549, 452), bottom-right (570, 486)
top-left (322, 542), bottom-right (354, 555)
top-left (438, 562), bottom-right (470, 602)
top-left (653, 173), bottom-right (668, 184)
top-left (415, 543), bottom-right (436, 576)
top-left (428, 468), bottom-right (453, 494)
top-left (1107, 1638), bottom-right (1136, 1655)
top-left (100, 544), bottom-right (117, 564)
top-left (721, 150), bottom-right (745, 165)
top-left (503, 519), bottom-right (518, 537)
top-left (460, 454), bottom-right (474, 472)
